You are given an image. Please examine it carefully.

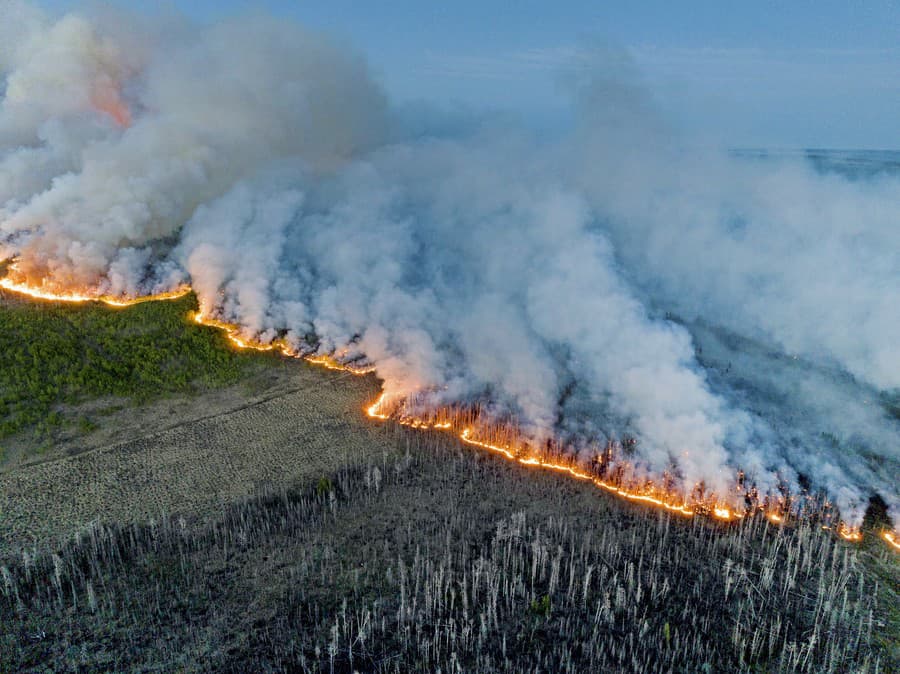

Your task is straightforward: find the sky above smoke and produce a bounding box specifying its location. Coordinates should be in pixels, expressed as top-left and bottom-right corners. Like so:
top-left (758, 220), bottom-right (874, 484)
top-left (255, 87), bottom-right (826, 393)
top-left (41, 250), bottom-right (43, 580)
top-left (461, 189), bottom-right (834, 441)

top-left (1, 2), bottom-right (897, 522)
top-left (34, 0), bottom-right (900, 148)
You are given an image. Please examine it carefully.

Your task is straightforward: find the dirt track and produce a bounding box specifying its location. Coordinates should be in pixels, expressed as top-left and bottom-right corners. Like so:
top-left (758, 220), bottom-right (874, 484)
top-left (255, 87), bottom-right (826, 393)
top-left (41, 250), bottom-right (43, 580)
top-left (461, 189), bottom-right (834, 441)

top-left (0, 361), bottom-right (391, 551)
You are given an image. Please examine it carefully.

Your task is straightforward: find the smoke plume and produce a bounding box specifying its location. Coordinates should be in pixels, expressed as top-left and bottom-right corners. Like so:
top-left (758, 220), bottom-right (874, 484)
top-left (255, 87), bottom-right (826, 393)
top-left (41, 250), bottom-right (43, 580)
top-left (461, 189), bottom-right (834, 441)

top-left (1, 2), bottom-right (897, 523)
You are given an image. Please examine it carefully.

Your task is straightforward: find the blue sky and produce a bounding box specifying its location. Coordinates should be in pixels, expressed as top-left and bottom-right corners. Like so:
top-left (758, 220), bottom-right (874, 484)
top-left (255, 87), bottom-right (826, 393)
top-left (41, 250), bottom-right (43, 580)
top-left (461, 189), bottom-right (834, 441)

top-left (38, 1), bottom-right (900, 148)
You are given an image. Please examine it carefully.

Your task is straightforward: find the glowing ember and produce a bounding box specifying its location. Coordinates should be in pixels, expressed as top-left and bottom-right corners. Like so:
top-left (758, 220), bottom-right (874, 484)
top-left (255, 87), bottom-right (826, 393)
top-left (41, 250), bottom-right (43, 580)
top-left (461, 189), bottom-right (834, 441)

top-left (837, 524), bottom-right (862, 542)
top-left (713, 507), bottom-right (739, 521)
top-left (884, 532), bottom-right (900, 551)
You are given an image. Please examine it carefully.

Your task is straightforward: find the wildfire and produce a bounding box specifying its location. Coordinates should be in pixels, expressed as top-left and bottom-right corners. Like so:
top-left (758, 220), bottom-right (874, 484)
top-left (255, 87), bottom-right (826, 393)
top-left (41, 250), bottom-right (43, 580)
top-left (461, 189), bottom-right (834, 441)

top-left (837, 524), bottom-right (863, 543)
top-left (430, 425), bottom-right (698, 517)
top-left (366, 393), bottom-right (390, 420)
top-left (1, 273), bottom-right (894, 550)
top-left (366, 394), bottom-right (696, 518)
top-left (306, 355), bottom-right (375, 376)
top-left (90, 83), bottom-right (132, 128)
top-left (188, 311), bottom-right (384, 377)
top-left (0, 276), bottom-right (190, 306)
top-left (713, 507), bottom-right (740, 521)
top-left (884, 532), bottom-right (900, 552)
top-left (190, 311), bottom-right (289, 353)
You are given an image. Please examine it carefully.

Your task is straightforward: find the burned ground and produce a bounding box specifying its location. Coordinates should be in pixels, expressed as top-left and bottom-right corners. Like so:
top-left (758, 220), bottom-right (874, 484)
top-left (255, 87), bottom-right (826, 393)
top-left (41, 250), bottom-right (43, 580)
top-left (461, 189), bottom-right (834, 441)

top-left (2, 428), bottom-right (898, 673)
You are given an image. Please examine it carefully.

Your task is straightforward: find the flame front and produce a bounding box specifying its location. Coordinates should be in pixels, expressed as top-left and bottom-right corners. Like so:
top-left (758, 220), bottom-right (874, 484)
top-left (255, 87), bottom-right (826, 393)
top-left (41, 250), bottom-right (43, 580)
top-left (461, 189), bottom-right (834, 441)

top-left (1, 272), bottom-right (896, 550)
top-left (457, 428), bottom-right (698, 516)
top-left (367, 394), bottom-right (696, 519)
top-left (0, 275), bottom-right (190, 306)
top-left (837, 525), bottom-right (863, 543)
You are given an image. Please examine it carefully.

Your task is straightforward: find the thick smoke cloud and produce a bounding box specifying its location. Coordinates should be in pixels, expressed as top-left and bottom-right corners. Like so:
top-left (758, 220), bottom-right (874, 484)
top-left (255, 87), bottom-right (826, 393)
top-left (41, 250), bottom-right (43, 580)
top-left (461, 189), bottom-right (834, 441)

top-left (0, 2), bottom-right (386, 292)
top-left (1, 3), bottom-right (896, 523)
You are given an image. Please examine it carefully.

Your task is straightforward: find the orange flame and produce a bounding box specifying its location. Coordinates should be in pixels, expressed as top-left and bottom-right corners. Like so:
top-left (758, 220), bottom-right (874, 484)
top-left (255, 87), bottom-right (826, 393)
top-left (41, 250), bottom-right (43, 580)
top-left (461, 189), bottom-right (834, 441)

top-left (189, 311), bottom-right (379, 376)
top-left (365, 390), bottom-right (698, 517)
top-left (837, 523), bottom-right (862, 543)
top-left (713, 507), bottom-right (740, 521)
top-left (366, 392), bottom-right (390, 420)
top-left (883, 531), bottom-right (900, 551)
top-left (306, 354), bottom-right (375, 375)
top-left (189, 311), bottom-right (294, 354)
top-left (458, 428), bottom-right (698, 516)
top-left (0, 276), bottom-right (189, 306)
top-left (91, 85), bottom-right (132, 128)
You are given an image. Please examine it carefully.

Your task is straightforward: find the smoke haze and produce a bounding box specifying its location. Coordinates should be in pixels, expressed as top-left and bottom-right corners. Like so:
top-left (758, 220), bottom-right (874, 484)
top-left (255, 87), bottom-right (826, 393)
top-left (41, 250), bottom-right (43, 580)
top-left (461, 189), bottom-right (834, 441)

top-left (1, 2), bottom-right (897, 523)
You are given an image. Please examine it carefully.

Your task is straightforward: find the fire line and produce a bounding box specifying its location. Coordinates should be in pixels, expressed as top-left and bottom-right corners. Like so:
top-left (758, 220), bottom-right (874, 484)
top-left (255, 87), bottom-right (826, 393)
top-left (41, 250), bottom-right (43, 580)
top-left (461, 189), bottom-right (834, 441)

top-left (0, 273), bottom-right (892, 548)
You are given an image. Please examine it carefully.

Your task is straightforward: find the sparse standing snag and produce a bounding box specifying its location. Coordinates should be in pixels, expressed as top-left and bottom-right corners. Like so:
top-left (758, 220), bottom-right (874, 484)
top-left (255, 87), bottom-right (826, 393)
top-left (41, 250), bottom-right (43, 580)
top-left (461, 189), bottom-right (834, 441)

top-left (1, 432), bottom-right (895, 672)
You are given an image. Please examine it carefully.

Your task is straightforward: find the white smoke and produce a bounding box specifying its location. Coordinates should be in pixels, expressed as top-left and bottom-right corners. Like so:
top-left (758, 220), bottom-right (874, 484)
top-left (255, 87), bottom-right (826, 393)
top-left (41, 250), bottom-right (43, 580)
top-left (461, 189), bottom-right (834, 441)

top-left (1, 3), bottom-right (897, 522)
top-left (0, 3), bottom-right (386, 289)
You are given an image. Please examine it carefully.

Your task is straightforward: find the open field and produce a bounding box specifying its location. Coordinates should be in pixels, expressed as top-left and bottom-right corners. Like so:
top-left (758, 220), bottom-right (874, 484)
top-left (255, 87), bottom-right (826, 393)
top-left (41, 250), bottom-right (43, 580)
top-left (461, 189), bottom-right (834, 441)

top-left (0, 358), bottom-right (386, 551)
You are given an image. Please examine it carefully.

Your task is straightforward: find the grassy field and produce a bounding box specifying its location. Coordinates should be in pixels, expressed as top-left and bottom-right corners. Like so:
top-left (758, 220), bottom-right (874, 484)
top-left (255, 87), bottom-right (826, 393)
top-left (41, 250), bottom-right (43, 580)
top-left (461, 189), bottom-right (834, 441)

top-left (0, 292), bottom-right (897, 672)
top-left (0, 292), bottom-right (265, 455)
top-left (0, 361), bottom-right (388, 550)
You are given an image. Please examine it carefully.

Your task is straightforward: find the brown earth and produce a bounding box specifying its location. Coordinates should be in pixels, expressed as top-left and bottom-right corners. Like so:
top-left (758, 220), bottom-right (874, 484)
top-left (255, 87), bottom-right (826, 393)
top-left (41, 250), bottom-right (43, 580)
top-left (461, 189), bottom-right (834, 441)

top-left (0, 358), bottom-right (391, 551)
